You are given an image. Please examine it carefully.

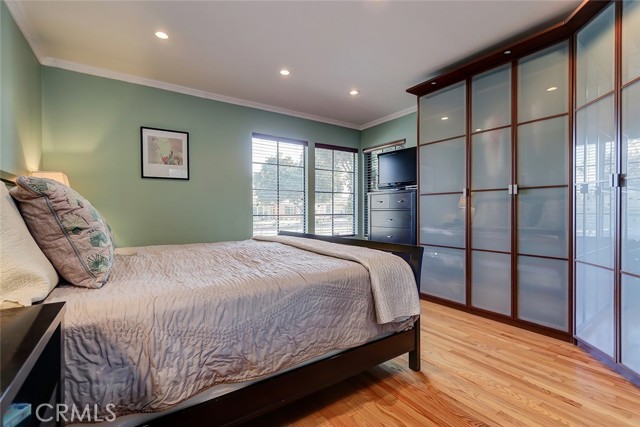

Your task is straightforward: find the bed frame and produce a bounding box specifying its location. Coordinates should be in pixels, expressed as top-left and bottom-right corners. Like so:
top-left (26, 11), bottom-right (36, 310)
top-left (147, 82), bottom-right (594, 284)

top-left (1, 173), bottom-right (424, 426)
top-left (141, 231), bottom-right (423, 427)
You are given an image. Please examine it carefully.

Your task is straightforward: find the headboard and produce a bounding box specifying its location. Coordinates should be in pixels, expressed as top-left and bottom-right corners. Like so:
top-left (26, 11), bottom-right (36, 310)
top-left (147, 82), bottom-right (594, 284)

top-left (0, 170), bottom-right (18, 188)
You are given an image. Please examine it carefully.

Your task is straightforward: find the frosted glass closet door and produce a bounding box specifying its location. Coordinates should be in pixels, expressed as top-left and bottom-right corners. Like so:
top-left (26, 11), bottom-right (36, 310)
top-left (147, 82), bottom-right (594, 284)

top-left (470, 65), bottom-right (512, 315)
top-left (418, 82), bottom-right (467, 303)
top-left (516, 41), bottom-right (570, 330)
top-left (621, 0), bottom-right (640, 375)
top-left (574, 2), bottom-right (616, 354)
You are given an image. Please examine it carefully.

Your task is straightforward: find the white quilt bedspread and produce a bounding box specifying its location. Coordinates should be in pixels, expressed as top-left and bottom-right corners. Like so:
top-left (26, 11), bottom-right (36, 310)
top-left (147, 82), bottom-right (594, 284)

top-left (44, 238), bottom-right (418, 418)
top-left (253, 235), bottom-right (420, 323)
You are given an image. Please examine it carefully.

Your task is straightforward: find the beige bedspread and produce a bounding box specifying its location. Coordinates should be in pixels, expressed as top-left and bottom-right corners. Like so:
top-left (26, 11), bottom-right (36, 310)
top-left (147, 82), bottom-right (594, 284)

top-left (45, 238), bottom-right (418, 418)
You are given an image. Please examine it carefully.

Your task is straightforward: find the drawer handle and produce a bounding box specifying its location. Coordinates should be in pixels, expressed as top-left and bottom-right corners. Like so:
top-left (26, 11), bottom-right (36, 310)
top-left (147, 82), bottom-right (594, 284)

top-left (377, 200), bottom-right (384, 203)
top-left (397, 200), bottom-right (405, 203)
top-left (387, 235), bottom-right (393, 238)
top-left (387, 218), bottom-right (394, 221)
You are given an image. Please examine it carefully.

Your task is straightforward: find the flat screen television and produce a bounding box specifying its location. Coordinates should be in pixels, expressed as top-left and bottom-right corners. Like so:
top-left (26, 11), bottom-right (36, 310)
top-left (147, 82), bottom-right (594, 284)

top-left (377, 147), bottom-right (417, 190)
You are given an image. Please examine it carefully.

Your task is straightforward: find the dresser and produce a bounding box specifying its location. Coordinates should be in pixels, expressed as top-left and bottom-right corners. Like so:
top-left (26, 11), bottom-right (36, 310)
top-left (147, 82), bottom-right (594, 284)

top-left (368, 189), bottom-right (416, 245)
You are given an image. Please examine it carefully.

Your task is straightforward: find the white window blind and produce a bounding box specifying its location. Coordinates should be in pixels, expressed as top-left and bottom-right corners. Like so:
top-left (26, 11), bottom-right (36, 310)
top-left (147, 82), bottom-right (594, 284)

top-left (252, 133), bottom-right (307, 236)
top-left (363, 139), bottom-right (406, 236)
top-left (315, 144), bottom-right (357, 236)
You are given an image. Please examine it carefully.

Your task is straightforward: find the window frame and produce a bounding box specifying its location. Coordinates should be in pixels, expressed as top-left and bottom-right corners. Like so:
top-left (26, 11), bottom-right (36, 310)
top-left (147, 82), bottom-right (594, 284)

top-left (314, 143), bottom-right (358, 236)
top-left (252, 133), bottom-right (307, 236)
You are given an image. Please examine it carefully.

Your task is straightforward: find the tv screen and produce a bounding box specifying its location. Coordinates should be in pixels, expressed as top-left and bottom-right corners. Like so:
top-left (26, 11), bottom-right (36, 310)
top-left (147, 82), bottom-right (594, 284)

top-left (378, 147), bottom-right (417, 189)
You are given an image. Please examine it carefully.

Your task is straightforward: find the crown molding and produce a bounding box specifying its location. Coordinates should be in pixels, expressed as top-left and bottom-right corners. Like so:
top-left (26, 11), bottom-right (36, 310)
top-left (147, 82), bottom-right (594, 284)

top-left (358, 105), bottom-right (417, 130)
top-left (6, 0), bottom-right (414, 132)
top-left (5, 0), bottom-right (45, 62)
top-left (41, 58), bottom-right (362, 130)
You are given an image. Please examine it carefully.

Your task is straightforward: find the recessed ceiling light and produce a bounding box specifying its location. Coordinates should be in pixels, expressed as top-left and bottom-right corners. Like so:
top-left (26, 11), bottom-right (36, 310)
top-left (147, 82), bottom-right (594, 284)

top-left (280, 69), bottom-right (290, 76)
top-left (350, 90), bottom-right (359, 96)
top-left (441, 116), bottom-right (449, 121)
top-left (155, 31), bottom-right (169, 40)
top-left (546, 86), bottom-right (558, 92)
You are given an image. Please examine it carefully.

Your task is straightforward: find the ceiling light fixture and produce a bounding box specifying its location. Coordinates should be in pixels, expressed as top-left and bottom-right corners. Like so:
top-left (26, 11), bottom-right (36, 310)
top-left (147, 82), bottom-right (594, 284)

top-left (350, 90), bottom-right (359, 96)
top-left (546, 86), bottom-right (558, 92)
top-left (441, 116), bottom-right (449, 121)
top-left (155, 31), bottom-right (169, 40)
top-left (280, 69), bottom-right (290, 76)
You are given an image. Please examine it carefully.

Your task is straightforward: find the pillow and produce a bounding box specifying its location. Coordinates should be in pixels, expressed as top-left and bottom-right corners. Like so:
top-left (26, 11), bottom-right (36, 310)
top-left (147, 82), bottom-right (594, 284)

top-left (10, 176), bottom-right (114, 289)
top-left (0, 182), bottom-right (59, 306)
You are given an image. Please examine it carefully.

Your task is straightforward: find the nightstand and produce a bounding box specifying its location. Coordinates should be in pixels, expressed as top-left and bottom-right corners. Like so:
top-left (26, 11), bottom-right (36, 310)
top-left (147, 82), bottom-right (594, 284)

top-left (1, 302), bottom-right (65, 427)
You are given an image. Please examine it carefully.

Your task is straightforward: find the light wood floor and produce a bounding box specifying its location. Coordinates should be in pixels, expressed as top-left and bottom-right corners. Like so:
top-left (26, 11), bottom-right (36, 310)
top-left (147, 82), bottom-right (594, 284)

top-left (247, 300), bottom-right (640, 427)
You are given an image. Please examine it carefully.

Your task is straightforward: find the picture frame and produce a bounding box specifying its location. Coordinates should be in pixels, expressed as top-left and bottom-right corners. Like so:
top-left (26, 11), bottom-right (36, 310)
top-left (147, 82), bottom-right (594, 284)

top-left (140, 127), bottom-right (190, 180)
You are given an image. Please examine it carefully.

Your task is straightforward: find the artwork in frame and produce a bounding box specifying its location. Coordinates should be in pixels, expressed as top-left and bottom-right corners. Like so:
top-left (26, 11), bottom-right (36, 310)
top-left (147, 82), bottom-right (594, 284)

top-left (141, 127), bottom-right (190, 180)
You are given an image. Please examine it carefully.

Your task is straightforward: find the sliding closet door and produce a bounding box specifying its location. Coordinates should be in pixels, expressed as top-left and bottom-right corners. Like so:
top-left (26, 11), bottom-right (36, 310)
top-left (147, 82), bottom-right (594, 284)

top-left (621, 0), bottom-right (640, 375)
top-left (470, 65), bottom-right (512, 315)
top-left (419, 82), bottom-right (467, 303)
top-left (574, 4), bottom-right (616, 356)
top-left (516, 42), bottom-right (570, 331)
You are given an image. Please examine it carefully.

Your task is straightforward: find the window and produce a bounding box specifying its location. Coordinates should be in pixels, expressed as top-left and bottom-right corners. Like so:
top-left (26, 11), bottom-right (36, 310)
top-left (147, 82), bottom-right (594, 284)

top-left (252, 133), bottom-right (306, 236)
top-left (363, 139), bottom-right (406, 235)
top-left (315, 144), bottom-right (357, 236)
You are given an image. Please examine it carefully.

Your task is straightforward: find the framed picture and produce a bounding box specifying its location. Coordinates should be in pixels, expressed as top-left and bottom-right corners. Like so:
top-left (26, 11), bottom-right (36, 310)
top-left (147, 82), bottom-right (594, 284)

top-left (141, 127), bottom-right (189, 180)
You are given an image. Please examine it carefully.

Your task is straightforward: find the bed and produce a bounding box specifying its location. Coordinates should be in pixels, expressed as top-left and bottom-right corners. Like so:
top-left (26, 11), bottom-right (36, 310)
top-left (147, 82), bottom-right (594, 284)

top-left (0, 174), bottom-right (423, 427)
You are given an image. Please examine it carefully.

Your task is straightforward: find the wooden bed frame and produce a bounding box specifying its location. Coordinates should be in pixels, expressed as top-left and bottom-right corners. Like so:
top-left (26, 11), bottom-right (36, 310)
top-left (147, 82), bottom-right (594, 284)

top-left (1, 173), bottom-right (423, 427)
top-left (142, 231), bottom-right (424, 427)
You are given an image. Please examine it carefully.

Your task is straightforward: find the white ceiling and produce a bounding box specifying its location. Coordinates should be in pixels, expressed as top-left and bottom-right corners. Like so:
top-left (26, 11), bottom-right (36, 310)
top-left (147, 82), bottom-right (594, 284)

top-left (7, 0), bottom-right (582, 129)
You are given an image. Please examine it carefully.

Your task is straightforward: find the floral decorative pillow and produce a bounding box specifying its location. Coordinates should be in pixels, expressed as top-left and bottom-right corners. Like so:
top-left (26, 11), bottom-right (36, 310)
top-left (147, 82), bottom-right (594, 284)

top-left (10, 176), bottom-right (114, 289)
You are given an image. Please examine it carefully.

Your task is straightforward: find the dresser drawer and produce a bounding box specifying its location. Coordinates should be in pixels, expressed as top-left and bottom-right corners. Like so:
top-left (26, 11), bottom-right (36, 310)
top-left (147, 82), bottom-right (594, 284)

top-left (370, 193), bottom-right (389, 209)
top-left (388, 192), bottom-right (413, 209)
top-left (370, 227), bottom-right (412, 244)
top-left (370, 210), bottom-right (412, 228)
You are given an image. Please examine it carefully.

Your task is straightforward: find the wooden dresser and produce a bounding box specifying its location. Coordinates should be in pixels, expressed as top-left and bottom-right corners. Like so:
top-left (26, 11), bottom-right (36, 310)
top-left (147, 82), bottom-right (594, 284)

top-left (368, 189), bottom-right (416, 245)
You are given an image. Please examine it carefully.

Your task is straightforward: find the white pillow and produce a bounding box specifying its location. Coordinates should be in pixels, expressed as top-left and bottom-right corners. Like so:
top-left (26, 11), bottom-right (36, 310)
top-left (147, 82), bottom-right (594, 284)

top-left (0, 182), bottom-right (59, 306)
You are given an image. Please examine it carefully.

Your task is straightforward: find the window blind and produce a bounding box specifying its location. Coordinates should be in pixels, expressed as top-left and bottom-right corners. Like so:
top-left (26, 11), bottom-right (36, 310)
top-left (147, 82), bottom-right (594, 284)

top-left (315, 144), bottom-right (357, 236)
top-left (252, 133), bottom-right (307, 236)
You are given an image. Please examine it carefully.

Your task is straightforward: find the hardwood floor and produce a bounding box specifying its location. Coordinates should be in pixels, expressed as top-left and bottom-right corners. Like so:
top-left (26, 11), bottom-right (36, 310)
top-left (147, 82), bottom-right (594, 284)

top-left (246, 300), bottom-right (640, 427)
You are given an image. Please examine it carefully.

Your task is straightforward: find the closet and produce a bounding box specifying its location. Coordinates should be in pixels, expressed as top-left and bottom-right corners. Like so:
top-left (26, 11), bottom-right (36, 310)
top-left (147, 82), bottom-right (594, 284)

top-left (409, 0), bottom-right (639, 383)
top-left (574, 0), bottom-right (640, 382)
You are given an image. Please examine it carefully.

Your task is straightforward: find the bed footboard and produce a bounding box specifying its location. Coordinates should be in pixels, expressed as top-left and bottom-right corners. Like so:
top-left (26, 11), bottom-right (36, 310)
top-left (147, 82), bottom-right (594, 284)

top-left (141, 232), bottom-right (423, 427)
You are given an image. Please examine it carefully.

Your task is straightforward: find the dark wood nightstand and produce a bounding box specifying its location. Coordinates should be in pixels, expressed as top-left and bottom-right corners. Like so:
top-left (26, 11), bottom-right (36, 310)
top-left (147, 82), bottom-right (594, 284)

top-left (1, 302), bottom-right (65, 427)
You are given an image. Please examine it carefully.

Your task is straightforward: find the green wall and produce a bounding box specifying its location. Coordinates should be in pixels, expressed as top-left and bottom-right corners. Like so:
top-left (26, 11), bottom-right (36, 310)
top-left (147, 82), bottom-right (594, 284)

top-left (41, 67), bottom-right (360, 247)
top-left (360, 112), bottom-right (417, 150)
top-left (358, 112), bottom-right (417, 235)
top-left (0, 1), bottom-right (42, 175)
top-left (2, 1), bottom-right (416, 247)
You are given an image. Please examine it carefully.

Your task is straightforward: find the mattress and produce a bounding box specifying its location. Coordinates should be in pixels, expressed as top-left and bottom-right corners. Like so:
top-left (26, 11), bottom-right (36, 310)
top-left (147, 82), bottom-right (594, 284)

top-left (45, 238), bottom-right (418, 421)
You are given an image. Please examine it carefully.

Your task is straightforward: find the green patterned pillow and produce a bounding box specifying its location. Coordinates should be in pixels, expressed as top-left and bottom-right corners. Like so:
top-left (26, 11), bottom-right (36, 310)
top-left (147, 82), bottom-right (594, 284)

top-left (10, 176), bottom-right (114, 289)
